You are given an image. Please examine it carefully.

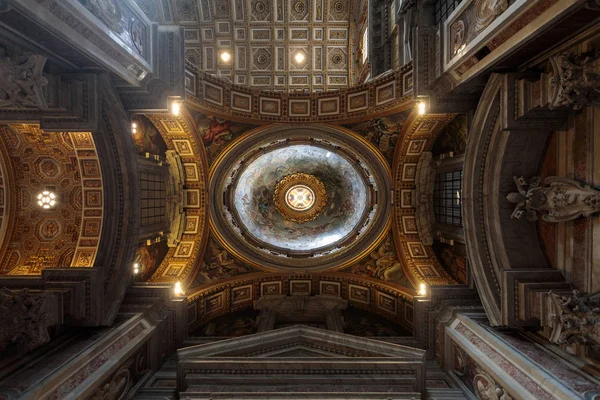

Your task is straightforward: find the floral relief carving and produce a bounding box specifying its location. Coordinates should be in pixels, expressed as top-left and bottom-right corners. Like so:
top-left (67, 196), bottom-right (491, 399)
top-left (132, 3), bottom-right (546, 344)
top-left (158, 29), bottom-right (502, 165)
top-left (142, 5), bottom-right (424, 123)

top-left (549, 48), bottom-right (600, 110)
top-left (474, 0), bottom-right (509, 32)
top-left (0, 288), bottom-right (57, 352)
top-left (0, 53), bottom-right (48, 109)
top-left (507, 176), bottom-right (600, 222)
top-left (549, 290), bottom-right (600, 350)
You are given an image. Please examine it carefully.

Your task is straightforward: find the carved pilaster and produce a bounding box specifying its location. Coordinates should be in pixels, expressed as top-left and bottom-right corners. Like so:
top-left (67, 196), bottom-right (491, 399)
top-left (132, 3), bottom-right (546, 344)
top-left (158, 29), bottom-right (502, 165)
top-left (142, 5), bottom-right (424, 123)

top-left (0, 287), bottom-right (60, 352)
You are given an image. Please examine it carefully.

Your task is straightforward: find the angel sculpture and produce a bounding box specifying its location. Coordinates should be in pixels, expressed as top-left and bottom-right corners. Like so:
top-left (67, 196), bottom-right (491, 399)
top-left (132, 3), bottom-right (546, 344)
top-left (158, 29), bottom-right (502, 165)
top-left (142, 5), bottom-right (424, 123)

top-left (507, 176), bottom-right (600, 222)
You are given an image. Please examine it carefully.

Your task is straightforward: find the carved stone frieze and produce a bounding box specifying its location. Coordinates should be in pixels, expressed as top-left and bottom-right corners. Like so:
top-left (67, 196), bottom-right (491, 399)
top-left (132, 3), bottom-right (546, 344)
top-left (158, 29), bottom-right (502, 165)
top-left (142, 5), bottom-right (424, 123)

top-left (0, 287), bottom-right (58, 352)
top-left (548, 290), bottom-right (600, 350)
top-left (507, 176), bottom-right (600, 222)
top-left (549, 48), bottom-right (600, 110)
top-left (0, 53), bottom-right (48, 109)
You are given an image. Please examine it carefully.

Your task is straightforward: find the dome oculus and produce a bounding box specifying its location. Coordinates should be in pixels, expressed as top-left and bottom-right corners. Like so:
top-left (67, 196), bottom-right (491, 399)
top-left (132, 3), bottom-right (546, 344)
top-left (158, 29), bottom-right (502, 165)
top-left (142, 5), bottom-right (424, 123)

top-left (274, 173), bottom-right (328, 223)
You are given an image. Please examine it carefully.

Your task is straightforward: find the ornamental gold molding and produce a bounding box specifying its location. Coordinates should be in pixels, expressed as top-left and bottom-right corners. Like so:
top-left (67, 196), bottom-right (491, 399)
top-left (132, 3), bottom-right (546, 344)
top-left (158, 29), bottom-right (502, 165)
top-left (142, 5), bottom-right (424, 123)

top-left (273, 173), bottom-right (328, 223)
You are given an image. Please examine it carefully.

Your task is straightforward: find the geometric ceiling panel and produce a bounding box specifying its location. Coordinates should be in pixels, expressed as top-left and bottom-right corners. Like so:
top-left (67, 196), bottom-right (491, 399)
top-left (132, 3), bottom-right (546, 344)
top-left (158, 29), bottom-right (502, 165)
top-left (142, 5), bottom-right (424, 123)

top-left (167, 0), bottom-right (351, 91)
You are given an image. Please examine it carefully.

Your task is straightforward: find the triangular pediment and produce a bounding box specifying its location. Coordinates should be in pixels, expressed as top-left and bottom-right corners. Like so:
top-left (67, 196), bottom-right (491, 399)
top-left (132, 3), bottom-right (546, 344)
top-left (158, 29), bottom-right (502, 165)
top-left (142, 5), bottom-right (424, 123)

top-left (178, 325), bottom-right (425, 360)
top-left (178, 326), bottom-right (426, 397)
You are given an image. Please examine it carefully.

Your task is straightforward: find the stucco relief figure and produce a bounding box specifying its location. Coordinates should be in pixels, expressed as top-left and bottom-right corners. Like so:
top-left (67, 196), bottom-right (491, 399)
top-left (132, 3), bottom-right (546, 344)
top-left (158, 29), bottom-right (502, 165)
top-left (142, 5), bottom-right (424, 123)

top-left (196, 237), bottom-right (254, 284)
top-left (0, 54), bottom-right (48, 109)
top-left (550, 48), bottom-right (600, 110)
top-left (474, 0), bottom-right (508, 32)
top-left (549, 289), bottom-right (600, 350)
top-left (507, 176), bottom-right (600, 222)
top-left (344, 235), bottom-right (411, 287)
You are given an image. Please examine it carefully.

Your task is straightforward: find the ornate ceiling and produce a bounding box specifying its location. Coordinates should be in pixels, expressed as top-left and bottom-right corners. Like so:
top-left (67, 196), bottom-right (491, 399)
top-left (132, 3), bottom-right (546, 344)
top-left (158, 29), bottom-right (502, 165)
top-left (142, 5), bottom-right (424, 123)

top-left (209, 124), bottom-right (392, 271)
top-left (0, 125), bottom-right (104, 275)
top-left (138, 0), bottom-right (353, 91)
top-left (124, 106), bottom-right (466, 334)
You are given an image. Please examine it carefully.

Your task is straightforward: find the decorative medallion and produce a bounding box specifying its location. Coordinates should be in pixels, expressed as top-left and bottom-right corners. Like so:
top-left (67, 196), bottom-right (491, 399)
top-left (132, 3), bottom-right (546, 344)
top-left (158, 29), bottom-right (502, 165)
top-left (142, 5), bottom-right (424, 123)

top-left (274, 173), bottom-right (327, 223)
top-left (474, 0), bottom-right (508, 32)
top-left (130, 18), bottom-right (144, 55)
top-left (450, 20), bottom-right (466, 57)
top-left (84, 0), bottom-right (124, 33)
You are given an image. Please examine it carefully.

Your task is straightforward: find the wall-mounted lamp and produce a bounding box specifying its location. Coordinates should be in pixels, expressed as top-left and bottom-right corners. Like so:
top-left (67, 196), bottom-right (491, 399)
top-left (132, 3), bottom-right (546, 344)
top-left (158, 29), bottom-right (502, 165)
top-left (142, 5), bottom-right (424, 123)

top-left (133, 262), bottom-right (140, 275)
top-left (171, 102), bottom-right (181, 116)
top-left (418, 283), bottom-right (427, 296)
top-left (174, 281), bottom-right (185, 296)
top-left (417, 102), bottom-right (426, 115)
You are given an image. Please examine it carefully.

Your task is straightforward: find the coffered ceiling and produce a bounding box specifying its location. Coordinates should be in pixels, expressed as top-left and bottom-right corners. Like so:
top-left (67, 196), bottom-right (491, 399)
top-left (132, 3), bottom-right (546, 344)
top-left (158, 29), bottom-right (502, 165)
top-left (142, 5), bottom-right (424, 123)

top-left (142, 0), bottom-right (353, 91)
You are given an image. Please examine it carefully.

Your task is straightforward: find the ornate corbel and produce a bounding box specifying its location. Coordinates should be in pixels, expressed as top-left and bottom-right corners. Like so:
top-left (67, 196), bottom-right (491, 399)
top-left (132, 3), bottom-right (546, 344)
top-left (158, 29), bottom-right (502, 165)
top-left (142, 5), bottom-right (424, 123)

top-left (549, 48), bottom-right (600, 110)
top-left (0, 287), bottom-right (59, 352)
top-left (548, 290), bottom-right (600, 350)
top-left (0, 53), bottom-right (48, 109)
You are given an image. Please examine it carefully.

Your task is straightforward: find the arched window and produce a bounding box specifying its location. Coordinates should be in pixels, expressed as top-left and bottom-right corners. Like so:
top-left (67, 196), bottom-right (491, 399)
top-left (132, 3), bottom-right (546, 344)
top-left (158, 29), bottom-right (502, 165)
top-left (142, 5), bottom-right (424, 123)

top-left (434, 170), bottom-right (463, 226)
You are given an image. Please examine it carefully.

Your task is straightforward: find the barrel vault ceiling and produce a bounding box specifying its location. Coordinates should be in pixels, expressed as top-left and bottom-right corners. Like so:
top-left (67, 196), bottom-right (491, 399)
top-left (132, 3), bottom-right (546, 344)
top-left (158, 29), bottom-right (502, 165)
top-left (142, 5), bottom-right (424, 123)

top-left (136, 0), bottom-right (353, 91)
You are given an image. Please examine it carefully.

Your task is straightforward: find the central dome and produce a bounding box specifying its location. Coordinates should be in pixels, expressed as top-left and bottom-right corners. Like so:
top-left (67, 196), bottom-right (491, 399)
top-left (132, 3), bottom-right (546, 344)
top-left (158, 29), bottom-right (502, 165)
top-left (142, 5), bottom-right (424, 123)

top-left (209, 124), bottom-right (392, 271)
top-left (233, 146), bottom-right (365, 251)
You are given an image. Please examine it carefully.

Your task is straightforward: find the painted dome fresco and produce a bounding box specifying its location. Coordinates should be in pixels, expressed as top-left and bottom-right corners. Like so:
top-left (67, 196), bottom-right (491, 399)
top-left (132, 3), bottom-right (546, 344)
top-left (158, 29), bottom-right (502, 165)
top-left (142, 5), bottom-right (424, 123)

top-left (209, 124), bottom-right (392, 271)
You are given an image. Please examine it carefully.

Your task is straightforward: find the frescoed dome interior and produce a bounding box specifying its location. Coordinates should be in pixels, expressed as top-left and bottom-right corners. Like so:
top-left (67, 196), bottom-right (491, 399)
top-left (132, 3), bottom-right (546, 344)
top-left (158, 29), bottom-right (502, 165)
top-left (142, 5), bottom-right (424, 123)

top-left (232, 144), bottom-right (369, 252)
top-left (209, 124), bottom-right (392, 271)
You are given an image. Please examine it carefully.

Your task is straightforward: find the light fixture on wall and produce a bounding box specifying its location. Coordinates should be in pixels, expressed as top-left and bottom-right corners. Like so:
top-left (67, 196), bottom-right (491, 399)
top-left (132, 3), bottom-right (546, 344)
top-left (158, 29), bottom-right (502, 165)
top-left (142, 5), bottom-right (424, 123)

top-left (171, 101), bottom-right (181, 116)
top-left (418, 283), bottom-right (427, 296)
top-left (37, 191), bottom-right (57, 209)
top-left (174, 281), bottom-right (184, 296)
top-left (417, 102), bottom-right (426, 115)
top-left (131, 122), bottom-right (137, 135)
top-left (220, 51), bottom-right (231, 62)
top-left (294, 52), bottom-right (305, 64)
top-left (133, 262), bottom-right (140, 275)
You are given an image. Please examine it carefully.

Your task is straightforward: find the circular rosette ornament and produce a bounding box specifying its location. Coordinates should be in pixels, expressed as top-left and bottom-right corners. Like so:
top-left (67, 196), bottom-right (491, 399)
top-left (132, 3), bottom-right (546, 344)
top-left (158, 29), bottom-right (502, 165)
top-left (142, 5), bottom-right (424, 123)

top-left (274, 173), bottom-right (327, 223)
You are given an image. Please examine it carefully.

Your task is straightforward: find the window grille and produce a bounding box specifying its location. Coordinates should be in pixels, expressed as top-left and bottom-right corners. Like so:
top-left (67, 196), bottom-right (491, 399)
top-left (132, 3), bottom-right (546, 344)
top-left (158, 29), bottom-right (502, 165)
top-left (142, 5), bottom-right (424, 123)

top-left (434, 170), bottom-right (463, 226)
top-left (434, 0), bottom-right (464, 24)
top-left (140, 170), bottom-right (166, 227)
